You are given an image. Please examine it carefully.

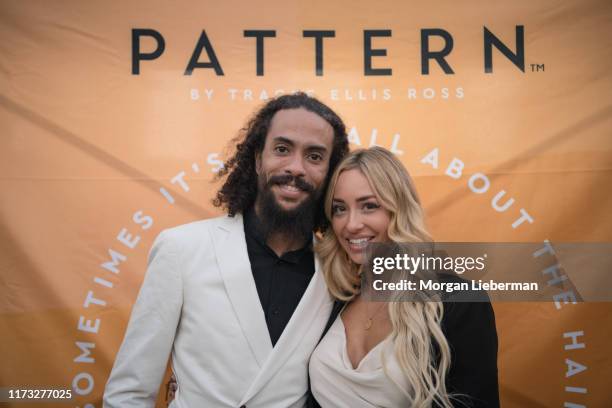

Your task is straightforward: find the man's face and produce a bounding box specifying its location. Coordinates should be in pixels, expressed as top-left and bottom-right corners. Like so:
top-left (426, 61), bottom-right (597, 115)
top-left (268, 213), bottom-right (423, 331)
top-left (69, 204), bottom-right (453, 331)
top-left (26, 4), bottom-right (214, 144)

top-left (255, 107), bottom-right (334, 216)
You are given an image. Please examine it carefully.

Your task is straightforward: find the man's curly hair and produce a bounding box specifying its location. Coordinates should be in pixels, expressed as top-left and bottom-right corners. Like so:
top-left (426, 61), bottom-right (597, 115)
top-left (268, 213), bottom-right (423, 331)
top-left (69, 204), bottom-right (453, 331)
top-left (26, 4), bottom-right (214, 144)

top-left (213, 92), bottom-right (349, 231)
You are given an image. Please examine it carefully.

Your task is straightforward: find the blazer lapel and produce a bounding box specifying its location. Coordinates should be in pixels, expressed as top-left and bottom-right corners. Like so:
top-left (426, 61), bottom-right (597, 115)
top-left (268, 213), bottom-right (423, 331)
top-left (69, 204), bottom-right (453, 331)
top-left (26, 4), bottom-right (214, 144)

top-left (239, 252), bottom-right (332, 404)
top-left (212, 214), bottom-right (273, 367)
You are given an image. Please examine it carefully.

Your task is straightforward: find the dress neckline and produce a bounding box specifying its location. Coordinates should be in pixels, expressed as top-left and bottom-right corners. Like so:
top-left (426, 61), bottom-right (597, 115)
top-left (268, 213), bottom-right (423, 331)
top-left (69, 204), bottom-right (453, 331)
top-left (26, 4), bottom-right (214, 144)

top-left (338, 317), bottom-right (390, 371)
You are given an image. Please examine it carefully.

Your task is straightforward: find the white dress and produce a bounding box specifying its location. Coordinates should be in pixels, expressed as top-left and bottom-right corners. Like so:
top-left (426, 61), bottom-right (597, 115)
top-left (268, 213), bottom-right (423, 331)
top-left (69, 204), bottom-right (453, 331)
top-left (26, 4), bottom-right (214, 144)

top-left (309, 317), bottom-right (413, 407)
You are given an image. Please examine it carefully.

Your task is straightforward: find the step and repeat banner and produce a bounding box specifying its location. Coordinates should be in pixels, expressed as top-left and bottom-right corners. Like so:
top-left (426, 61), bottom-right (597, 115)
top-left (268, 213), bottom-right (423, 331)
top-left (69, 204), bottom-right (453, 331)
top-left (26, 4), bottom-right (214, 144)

top-left (1, 1), bottom-right (611, 407)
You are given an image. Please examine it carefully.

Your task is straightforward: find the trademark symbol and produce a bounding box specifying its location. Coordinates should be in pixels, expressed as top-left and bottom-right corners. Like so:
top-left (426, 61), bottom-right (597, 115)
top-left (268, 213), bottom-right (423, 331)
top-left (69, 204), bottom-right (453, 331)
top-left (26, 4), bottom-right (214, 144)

top-left (530, 63), bottom-right (545, 72)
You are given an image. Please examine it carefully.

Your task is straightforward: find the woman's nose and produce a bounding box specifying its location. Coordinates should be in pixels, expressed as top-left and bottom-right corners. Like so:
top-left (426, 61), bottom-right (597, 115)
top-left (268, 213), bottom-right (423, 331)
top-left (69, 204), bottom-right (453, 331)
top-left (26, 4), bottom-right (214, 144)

top-left (345, 211), bottom-right (364, 232)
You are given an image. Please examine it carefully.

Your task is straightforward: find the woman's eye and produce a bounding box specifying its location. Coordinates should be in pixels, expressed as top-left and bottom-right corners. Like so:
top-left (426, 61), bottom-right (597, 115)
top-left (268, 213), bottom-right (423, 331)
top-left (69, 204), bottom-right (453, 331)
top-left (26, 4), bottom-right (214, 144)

top-left (363, 202), bottom-right (380, 211)
top-left (331, 204), bottom-right (345, 215)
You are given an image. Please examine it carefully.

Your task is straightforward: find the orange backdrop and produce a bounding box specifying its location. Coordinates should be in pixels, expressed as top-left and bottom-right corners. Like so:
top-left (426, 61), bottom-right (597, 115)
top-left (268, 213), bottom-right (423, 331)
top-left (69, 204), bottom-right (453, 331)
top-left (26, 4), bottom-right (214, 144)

top-left (1, 0), bottom-right (611, 407)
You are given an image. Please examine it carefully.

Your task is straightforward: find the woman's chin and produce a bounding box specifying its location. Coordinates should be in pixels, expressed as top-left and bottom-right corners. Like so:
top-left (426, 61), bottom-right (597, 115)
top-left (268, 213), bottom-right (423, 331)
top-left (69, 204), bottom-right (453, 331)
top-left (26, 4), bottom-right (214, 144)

top-left (348, 252), bottom-right (365, 265)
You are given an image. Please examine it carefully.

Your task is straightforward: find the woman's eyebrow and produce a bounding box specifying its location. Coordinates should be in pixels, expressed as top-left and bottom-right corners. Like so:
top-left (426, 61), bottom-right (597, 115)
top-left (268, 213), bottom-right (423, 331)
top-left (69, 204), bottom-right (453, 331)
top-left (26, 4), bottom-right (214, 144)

top-left (332, 195), bottom-right (376, 203)
top-left (356, 195), bottom-right (376, 202)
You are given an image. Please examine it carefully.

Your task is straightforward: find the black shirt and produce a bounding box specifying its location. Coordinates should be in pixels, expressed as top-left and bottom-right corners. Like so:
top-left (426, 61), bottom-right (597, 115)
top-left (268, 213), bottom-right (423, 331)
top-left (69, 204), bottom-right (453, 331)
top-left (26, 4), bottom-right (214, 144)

top-left (243, 208), bottom-right (315, 346)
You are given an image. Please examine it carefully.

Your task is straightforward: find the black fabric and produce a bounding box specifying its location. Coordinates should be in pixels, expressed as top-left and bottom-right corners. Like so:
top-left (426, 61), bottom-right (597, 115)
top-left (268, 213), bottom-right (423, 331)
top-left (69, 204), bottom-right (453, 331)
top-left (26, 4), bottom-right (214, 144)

top-left (243, 207), bottom-right (315, 347)
top-left (309, 298), bottom-right (500, 408)
top-left (439, 301), bottom-right (499, 408)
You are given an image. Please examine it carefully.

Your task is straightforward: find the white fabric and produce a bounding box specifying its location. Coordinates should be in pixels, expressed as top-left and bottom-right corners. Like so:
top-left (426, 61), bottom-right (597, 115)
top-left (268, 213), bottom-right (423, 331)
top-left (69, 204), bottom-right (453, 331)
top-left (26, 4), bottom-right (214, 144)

top-left (104, 214), bottom-right (333, 408)
top-left (309, 317), bottom-right (413, 408)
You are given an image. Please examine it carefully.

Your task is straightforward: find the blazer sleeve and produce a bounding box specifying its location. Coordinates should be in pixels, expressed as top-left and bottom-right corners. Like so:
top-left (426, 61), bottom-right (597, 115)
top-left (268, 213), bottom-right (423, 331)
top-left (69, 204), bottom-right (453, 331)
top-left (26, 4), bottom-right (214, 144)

top-left (307, 301), bottom-right (346, 408)
top-left (441, 301), bottom-right (500, 408)
top-left (104, 230), bottom-right (183, 408)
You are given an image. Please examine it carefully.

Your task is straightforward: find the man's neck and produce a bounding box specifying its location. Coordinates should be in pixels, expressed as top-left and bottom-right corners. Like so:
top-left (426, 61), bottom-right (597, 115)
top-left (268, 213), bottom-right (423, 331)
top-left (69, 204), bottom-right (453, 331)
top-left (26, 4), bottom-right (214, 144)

top-left (266, 232), bottom-right (307, 257)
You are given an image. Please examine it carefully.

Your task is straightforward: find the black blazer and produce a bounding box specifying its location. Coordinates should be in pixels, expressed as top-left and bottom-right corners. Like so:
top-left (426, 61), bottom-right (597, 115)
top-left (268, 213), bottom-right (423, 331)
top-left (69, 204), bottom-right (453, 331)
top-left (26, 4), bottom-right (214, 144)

top-left (308, 299), bottom-right (499, 407)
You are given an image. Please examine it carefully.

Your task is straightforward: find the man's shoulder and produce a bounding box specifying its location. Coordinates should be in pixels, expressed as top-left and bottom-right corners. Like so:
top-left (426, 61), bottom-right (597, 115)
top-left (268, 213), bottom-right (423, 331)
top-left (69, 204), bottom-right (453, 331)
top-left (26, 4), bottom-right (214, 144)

top-left (162, 214), bottom-right (241, 240)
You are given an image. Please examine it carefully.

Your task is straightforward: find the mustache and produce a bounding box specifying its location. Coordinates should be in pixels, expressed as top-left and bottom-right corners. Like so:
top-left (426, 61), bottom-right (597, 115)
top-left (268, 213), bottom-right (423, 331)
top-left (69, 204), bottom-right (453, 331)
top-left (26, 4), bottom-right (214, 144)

top-left (267, 174), bottom-right (314, 193)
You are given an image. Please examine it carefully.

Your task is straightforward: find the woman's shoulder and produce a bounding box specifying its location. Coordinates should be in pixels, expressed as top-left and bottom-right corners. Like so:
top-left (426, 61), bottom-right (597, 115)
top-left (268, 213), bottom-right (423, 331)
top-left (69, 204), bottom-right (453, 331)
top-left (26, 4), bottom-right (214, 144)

top-left (433, 273), bottom-right (498, 344)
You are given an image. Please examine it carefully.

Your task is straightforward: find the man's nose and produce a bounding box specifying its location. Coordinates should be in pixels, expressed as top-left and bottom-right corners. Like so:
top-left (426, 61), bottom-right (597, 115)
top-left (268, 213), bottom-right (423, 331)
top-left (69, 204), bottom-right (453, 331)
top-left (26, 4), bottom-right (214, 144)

top-left (284, 154), bottom-right (306, 177)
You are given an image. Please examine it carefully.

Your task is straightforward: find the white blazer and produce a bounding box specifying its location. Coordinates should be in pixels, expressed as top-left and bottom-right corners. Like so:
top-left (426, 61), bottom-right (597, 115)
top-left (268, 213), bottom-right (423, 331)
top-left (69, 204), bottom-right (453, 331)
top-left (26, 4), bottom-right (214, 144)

top-left (104, 214), bottom-right (333, 408)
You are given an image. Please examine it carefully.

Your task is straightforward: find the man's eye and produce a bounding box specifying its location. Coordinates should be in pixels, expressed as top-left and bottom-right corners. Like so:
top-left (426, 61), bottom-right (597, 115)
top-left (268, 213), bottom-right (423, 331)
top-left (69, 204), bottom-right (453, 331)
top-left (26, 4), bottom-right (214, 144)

top-left (308, 152), bottom-right (323, 161)
top-left (274, 145), bottom-right (289, 154)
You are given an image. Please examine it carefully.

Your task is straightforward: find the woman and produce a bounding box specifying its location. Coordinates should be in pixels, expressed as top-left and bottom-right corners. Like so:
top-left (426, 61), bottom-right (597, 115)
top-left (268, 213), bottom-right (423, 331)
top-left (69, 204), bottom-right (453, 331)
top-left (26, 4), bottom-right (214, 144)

top-left (309, 147), bottom-right (499, 407)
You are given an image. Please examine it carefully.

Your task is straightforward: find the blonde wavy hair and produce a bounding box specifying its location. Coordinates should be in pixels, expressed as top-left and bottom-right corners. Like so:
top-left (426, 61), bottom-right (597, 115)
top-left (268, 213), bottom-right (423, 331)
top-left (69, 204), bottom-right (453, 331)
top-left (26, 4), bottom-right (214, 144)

top-left (316, 147), bottom-right (453, 408)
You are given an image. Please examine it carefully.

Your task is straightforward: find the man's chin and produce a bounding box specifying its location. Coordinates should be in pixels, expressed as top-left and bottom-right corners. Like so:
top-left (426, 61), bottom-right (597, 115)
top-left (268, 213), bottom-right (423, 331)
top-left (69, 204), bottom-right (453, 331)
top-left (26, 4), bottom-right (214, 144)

top-left (270, 190), bottom-right (305, 207)
top-left (272, 185), bottom-right (308, 203)
top-left (256, 187), bottom-right (319, 239)
top-left (273, 198), bottom-right (305, 213)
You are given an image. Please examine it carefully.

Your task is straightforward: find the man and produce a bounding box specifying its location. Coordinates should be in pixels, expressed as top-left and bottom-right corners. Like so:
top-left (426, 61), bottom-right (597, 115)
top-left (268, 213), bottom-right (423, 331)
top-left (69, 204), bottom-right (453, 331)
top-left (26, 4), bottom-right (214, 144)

top-left (104, 93), bottom-right (349, 407)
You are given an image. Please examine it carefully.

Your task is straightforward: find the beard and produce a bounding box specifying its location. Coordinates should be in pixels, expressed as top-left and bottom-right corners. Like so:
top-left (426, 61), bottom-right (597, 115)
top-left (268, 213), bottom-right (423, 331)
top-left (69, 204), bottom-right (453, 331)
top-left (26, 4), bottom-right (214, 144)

top-left (255, 173), bottom-right (324, 242)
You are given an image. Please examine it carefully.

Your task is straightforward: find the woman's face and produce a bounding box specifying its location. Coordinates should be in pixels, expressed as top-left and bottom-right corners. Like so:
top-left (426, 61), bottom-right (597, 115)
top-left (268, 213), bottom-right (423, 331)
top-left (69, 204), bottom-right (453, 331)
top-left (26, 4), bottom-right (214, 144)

top-left (331, 168), bottom-right (391, 265)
